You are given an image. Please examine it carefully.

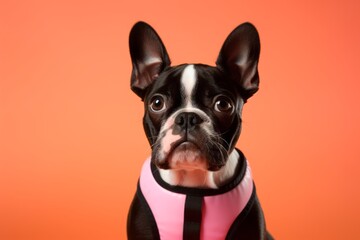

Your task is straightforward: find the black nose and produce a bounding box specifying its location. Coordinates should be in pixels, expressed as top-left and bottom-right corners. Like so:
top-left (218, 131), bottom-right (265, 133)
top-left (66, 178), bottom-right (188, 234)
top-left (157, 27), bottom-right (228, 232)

top-left (174, 112), bottom-right (204, 129)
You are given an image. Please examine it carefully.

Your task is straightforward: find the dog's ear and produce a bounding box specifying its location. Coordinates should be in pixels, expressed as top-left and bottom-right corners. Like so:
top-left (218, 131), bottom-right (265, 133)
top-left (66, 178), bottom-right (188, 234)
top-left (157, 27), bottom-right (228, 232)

top-left (129, 21), bottom-right (171, 99)
top-left (216, 23), bottom-right (260, 100)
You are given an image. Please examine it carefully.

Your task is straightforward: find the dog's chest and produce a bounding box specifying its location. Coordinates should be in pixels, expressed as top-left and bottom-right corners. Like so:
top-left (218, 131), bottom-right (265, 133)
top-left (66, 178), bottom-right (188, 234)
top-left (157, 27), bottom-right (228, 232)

top-left (137, 156), bottom-right (254, 240)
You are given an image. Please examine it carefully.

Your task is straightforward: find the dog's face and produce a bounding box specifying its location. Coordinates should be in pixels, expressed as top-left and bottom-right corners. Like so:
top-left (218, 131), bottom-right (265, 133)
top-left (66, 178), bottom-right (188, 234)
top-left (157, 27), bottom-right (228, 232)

top-left (129, 22), bottom-right (260, 172)
top-left (142, 64), bottom-right (243, 171)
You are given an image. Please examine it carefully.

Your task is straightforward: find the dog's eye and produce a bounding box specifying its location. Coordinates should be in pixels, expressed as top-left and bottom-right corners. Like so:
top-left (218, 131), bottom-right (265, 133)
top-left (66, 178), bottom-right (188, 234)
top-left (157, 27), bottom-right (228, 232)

top-left (149, 95), bottom-right (166, 112)
top-left (213, 96), bottom-right (234, 113)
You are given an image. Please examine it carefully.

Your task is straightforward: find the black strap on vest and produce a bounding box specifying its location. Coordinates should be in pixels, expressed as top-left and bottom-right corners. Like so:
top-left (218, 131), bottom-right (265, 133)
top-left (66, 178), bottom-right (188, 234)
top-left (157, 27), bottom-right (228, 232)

top-left (183, 195), bottom-right (203, 240)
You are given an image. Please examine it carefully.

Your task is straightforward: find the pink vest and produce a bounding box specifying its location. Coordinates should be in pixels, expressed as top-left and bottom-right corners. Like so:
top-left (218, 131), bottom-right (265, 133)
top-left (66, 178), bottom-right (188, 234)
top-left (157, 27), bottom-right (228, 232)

top-left (137, 152), bottom-right (255, 240)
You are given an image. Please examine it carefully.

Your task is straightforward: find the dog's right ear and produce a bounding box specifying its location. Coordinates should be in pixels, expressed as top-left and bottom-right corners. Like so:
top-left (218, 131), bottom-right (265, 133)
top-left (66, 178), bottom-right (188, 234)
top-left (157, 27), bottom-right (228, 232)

top-left (129, 21), bottom-right (171, 99)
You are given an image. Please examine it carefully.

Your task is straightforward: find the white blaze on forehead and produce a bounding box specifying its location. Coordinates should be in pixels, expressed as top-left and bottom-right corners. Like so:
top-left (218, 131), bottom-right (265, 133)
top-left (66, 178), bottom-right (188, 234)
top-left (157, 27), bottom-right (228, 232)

top-left (181, 65), bottom-right (197, 106)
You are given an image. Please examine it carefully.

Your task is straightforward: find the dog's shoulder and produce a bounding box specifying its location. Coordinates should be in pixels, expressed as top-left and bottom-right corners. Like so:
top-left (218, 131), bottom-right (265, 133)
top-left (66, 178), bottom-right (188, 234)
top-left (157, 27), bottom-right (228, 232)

top-left (127, 186), bottom-right (160, 240)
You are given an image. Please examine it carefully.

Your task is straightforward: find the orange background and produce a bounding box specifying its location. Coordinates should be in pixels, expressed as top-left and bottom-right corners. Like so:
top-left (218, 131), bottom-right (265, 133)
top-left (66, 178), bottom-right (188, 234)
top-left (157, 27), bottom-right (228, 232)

top-left (1, 0), bottom-right (360, 239)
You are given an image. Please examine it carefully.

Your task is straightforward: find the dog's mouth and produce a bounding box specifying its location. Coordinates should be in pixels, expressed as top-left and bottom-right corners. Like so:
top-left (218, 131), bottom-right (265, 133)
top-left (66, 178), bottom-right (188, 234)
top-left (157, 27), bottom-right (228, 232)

top-left (152, 124), bottom-right (230, 171)
top-left (156, 139), bottom-right (208, 170)
top-left (155, 140), bottom-right (226, 171)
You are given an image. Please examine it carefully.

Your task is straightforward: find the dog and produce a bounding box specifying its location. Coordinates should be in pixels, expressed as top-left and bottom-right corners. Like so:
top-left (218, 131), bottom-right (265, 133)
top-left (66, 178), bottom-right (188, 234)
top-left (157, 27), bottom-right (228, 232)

top-left (127, 21), bottom-right (273, 240)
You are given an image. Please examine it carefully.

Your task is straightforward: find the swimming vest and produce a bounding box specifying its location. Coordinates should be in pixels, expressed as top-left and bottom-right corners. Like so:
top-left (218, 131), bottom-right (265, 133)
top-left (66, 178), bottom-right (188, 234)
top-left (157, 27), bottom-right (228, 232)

top-left (136, 150), bottom-right (256, 240)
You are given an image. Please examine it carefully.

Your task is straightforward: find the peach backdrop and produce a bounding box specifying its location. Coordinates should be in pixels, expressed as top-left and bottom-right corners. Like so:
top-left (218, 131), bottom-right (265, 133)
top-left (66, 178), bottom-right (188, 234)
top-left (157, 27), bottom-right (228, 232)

top-left (1, 0), bottom-right (360, 239)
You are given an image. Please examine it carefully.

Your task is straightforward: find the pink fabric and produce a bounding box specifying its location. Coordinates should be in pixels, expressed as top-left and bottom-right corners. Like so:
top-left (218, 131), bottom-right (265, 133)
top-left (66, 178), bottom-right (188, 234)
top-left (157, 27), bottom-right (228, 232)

top-left (139, 157), bottom-right (253, 240)
top-left (201, 164), bottom-right (253, 239)
top-left (140, 158), bottom-right (186, 239)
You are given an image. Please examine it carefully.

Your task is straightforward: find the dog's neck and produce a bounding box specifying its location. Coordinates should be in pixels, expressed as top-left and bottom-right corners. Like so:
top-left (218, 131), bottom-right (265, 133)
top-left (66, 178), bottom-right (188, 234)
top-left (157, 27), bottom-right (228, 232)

top-left (159, 150), bottom-right (239, 189)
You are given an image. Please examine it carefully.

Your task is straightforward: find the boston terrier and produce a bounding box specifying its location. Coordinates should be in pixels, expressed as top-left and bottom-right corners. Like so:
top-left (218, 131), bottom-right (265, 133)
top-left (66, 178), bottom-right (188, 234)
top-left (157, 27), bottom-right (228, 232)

top-left (127, 21), bottom-right (273, 240)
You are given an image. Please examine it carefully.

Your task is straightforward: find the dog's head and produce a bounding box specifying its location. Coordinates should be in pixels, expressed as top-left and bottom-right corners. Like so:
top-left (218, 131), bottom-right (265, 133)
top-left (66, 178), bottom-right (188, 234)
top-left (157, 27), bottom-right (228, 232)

top-left (129, 22), bottom-right (260, 172)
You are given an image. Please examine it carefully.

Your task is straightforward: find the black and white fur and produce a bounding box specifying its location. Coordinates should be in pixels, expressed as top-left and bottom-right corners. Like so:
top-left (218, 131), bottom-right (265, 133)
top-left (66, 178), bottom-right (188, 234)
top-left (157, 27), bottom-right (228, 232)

top-left (127, 21), bottom-right (272, 239)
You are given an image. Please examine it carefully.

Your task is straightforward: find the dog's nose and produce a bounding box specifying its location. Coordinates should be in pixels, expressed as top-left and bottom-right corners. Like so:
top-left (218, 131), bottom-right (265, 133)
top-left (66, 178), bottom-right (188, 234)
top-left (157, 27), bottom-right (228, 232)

top-left (175, 112), bottom-right (204, 129)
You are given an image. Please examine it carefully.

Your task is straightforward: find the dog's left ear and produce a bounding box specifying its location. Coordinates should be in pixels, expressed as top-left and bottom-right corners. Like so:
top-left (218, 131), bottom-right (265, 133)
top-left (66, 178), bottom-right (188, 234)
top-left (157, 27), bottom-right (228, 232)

top-left (216, 23), bottom-right (260, 100)
top-left (129, 21), bottom-right (171, 99)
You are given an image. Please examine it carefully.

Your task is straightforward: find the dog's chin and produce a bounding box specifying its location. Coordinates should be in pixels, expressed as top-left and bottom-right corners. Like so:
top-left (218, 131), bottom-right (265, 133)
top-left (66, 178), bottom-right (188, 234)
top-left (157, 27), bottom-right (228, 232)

top-left (155, 142), bottom-right (208, 171)
top-left (154, 141), bottom-right (227, 172)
